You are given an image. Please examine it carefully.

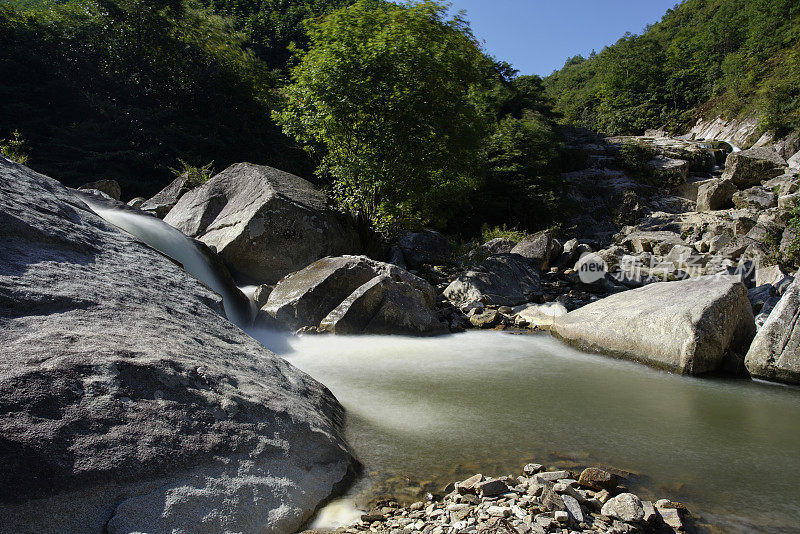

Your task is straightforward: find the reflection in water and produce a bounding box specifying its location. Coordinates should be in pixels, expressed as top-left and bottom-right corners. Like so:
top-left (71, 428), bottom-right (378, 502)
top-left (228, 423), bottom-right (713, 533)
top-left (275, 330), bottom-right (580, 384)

top-left (248, 328), bottom-right (800, 533)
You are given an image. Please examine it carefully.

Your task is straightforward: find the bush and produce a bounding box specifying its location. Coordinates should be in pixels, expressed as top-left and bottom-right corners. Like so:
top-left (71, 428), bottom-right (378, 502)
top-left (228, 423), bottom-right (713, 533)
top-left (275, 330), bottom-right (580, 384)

top-left (169, 159), bottom-right (214, 187)
top-left (617, 141), bottom-right (655, 175)
top-left (0, 130), bottom-right (29, 165)
top-left (480, 224), bottom-right (529, 243)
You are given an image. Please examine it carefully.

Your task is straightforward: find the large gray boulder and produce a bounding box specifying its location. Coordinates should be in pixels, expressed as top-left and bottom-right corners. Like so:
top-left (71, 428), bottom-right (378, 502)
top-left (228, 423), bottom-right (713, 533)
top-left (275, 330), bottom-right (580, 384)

top-left (261, 255), bottom-right (444, 335)
top-left (444, 253), bottom-right (542, 306)
top-left (722, 148), bottom-right (787, 188)
top-left (140, 174), bottom-right (193, 218)
top-left (745, 275), bottom-right (800, 384)
top-left (78, 179), bottom-right (121, 200)
top-left (696, 178), bottom-right (736, 211)
top-left (732, 186), bottom-right (777, 210)
top-left (164, 163), bottom-right (360, 283)
top-left (551, 276), bottom-right (756, 375)
top-left (0, 157), bottom-right (354, 533)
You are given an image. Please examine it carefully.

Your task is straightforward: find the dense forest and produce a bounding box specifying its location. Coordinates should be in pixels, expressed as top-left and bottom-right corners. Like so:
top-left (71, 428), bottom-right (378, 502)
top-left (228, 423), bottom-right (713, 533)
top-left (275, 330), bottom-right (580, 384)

top-left (2, 0), bottom-right (800, 235)
top-left (543, 0), bottom-right (800, 136)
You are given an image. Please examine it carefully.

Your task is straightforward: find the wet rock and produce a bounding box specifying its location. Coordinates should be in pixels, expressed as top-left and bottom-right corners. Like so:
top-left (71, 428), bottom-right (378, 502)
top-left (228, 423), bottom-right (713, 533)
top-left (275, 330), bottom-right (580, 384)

top-left (444, 254), bottom-right (542, 307)
top-left (513, 302), bottom-right (568, 329)
top-left (127, 197), bottom-right (146, 208)
top-left (469, 309), bottom-right (500, 328)
top-left (164, 163), bottom-right (359, 283)
top-left (552, 276), bottom-right (756, 375)
top-left (78, 179), bottom-right (121, 200)
top-left (601, 493), bottom-right (644, 523)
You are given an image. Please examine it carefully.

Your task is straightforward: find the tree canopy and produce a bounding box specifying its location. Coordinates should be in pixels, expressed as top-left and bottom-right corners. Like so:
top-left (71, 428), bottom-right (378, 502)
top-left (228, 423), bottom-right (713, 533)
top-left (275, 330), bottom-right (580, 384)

top-left (274, 0), bottom-right (495, 230)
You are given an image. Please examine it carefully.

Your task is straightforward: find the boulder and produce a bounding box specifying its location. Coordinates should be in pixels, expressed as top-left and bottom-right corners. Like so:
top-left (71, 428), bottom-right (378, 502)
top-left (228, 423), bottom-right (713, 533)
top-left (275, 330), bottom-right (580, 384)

top-left (78, 179), bottom-right (121, 200)
top-left (601, 493), bottom-right (645, 523)
top-left (578, 468), bottom-right (617, 492)
top-left (722, 148), bottom-right (787, 188)
top-left (0, 157), bottom-right (354, 533)
top-left (647, 155), bottom-right (688, 187)
top-left (511, 231), bottom-right (562, 270)
top-left (164, 163), bottom-right (359, 283)
top-left (513, 302), bottom-right (567, 329)
top-left (788, 150), bottom-right (800, 169)
top-left (778, 192), bottom-right (800, 211)
top-left (732, 186), bottom-right (777, 210)
top-left (127, 197), bottom-right (146, 208)
top-left (397, 229), bottom-right (452, 268)
top-left (551, 276), bottom-right (756, 375)
top-left (261, 255), bottom-right (443, 335)
top-left (696, 178), bottom-right (736, 211)
top-left (620, 230), bottom-right (685, 255)
top-left (443, 253), bottom-right (542, 306)
top-left (319, 274), bottom-right (446, 335)
top-left (140, 174), bottom-right (193, 218)
top-left (480, 237), bottom-right (517, 256)
top-left (745, 275), bottom-right (800, 384)
top-left (763, 173), bottom-right (799, 195)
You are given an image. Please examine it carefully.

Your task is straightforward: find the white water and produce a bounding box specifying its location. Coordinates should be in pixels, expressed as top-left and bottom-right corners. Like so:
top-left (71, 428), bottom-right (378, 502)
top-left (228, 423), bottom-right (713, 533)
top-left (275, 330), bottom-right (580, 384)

top-left (247, 328), bottom-right (800, 533)
top-left (83, 198), bottom-right (251, 326)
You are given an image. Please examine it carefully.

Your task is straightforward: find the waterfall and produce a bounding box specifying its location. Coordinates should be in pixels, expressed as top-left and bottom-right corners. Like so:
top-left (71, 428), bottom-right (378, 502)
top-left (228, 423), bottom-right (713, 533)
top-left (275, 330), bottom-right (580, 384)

top-left (79, 194), bottom-right (252, 327)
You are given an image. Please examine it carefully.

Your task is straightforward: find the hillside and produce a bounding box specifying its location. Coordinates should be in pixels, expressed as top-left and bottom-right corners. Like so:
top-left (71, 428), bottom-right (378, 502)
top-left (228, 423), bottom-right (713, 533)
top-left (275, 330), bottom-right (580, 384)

top-left (543, 0), bottom-right (800, 139)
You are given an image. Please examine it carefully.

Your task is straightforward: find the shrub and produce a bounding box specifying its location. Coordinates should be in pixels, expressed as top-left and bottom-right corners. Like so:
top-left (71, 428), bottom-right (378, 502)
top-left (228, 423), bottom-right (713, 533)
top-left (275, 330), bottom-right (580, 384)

top-left (169, 159), bottom-right (214, 187)
top-left (0, 130), bottom-right (29, 165)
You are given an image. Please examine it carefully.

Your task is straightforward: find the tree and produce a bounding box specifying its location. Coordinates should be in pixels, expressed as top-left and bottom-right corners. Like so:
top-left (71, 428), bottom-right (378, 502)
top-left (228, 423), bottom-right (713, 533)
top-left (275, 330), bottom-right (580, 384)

top-left (274, 0), bottom-right (493, 230)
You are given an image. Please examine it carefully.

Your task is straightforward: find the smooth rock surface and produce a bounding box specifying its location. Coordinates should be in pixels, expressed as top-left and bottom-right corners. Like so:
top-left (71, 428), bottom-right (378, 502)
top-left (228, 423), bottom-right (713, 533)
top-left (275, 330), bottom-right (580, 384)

top-left (443, 253), bottom-right (542, 306)
top-left (511, 231), bottom-right (561, 270)
top-left (262, 255), bottom-right (442, 335)
top-left (397, 229), bottom-right (452, 268)
top-left (164, 163), bottom-right (359, 283)
top-left (551, 276), bottom-right (756, 375)
top-left (0, 157), bottom-right (354, 534)
top-left (140, 174), bottom-right (193, 218)
top-left (78, 179), bottom-right (121, 200)
top-left (745, 274), bottom-right (800, 384)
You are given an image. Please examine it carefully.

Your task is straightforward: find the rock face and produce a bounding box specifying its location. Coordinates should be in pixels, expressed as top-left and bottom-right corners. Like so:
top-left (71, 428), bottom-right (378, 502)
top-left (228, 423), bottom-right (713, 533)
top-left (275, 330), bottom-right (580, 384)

top-left (261, 255), bottom-right (445, 335)
top-left (140, 174), bottom-right (193, 218)
top-left (164, 163), bottom-right (360, 283)
top-left (551, 276), bottom-right (756, 375)
top-left (511, 231), bottom-right (562, 270)
top-left (397, 229), bottom-right (452, 268)
top-left (696, 178), bottom-right (736, 211)
top-left (732, 186), bottom-right (777, 210)
top-left (722, 148), bottom-right (787, 188)
top-left (78, 179), bottom-right (122, 200)
top-left (745, 275), bottom-right (800, 384)
top-left (0, 157), bottom-right (354, 533)
top-left (444, 253), bottom-right (542, 306)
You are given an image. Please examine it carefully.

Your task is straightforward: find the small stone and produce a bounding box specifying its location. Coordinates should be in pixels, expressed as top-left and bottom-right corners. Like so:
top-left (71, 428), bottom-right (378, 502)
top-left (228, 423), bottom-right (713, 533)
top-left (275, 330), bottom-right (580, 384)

top-left (361, 513), bottom-right (386, 523)
top-left (487, 506), bottom-right (510, 518)
top-left (533, 470), bottom-right (571, 482)
top-left (657, 507), bottom-right (683, 530)
top-left (601, 493), bottom-right (644, 523)
top-left (561, 494), bottom-right (584, 523)
top-left (641, 501), bottom-right (656, 523)
top-left (523, 463), bottom-right (544, 475)
top-left (595, 489), bottom-right (611, 504)
top-left (410, 502), bottom-right (425, 511)
top-left (578, 467), bottom-right (618, 492)
top-left (477, 479), bottom-right (510, 497)
top-left (554, 511), bottom-right (569, 523)
top-left (457, 474), bottom-right (484, 494)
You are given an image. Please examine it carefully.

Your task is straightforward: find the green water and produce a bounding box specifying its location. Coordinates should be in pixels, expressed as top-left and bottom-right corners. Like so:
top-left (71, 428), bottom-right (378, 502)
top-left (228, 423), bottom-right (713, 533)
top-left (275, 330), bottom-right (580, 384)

top-left (253, 329), bottom-right (800, 533)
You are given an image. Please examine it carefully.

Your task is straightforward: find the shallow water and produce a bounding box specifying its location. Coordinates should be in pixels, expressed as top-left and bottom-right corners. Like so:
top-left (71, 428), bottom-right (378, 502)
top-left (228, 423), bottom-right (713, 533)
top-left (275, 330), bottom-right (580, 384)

top-left (249, 328), bottom-right (800, 533)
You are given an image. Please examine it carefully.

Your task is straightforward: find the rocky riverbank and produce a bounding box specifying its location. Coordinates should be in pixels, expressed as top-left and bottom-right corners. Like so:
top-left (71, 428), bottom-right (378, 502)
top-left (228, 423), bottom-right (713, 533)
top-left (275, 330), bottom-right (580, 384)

top-left (307, 463), bottom-right (689, 534)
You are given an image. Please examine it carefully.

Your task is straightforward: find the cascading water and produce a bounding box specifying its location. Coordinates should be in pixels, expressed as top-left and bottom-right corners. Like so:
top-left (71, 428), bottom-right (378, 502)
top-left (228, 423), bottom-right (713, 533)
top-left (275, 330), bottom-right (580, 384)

top-left (79, 194), bottom-right (252, 327)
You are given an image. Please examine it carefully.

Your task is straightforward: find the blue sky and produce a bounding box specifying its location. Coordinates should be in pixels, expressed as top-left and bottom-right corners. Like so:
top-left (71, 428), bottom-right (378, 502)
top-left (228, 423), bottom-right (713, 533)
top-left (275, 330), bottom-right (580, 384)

top-left (447, 0), bottom-right (680, 77)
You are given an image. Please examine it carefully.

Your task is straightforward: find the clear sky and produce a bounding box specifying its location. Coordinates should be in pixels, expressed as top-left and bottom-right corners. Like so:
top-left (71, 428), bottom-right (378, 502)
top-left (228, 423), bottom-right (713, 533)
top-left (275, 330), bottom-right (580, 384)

top-left (447, 0), bottom-right (680, 77)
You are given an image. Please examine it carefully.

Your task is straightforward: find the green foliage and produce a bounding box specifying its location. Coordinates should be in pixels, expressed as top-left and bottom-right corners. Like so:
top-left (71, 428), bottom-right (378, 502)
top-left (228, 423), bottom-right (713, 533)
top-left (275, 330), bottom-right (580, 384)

top-left (480, 224), bottom-right (530, 243)
top-left (617, 142), bottom-right (656, 176)
top-left (784, 205), bottom-right (800, 267)
top-left (544, 0), bottom-right (800, 135)
top-left (274, 0), bottom-right (493, 231)
top-left (0, 0), bottom-right (307, 198)
top-left (0, 130), bottom-right (30, 165)
top-left (169, 159), bottom-right (214, 186)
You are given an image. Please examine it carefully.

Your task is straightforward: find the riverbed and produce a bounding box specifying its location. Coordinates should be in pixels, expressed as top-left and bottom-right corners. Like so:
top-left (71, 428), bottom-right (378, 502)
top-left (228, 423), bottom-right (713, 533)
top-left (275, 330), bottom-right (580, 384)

top-left (249, 328), bottom-right (800, 533)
